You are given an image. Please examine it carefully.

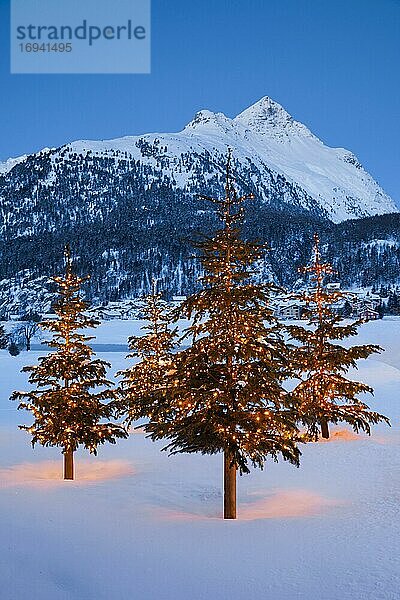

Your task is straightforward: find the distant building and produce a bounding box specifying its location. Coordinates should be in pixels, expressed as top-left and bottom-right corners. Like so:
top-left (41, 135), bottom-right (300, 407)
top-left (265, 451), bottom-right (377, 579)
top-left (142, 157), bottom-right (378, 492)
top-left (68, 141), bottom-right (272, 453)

top-left (277, 303), bottom-right (303, 320)
top-left (359, 307), bottom-right (380, 321)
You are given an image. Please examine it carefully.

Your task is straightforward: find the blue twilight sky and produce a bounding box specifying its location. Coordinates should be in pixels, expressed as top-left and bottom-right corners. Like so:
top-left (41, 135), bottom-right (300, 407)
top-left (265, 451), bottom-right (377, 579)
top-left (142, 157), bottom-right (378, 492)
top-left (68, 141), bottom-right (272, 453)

top-left (0, 0), bottom-right (400, 204)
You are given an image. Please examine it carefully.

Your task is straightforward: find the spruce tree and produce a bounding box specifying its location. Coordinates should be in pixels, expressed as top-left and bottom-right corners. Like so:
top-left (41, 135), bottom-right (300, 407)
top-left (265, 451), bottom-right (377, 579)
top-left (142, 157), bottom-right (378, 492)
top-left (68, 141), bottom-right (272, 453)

top-left (134, 151), bottom-right (301, 519)
top-left (0, 324), bottom-right (8, 349)
top-left (115, 280), bottom-right (178, 426)
top-left (287, 234), bottom-right (389, 440)
top-left (8, 341), bottom-right (20, 356)
top-left (11, 246), bottom-right (127, 479)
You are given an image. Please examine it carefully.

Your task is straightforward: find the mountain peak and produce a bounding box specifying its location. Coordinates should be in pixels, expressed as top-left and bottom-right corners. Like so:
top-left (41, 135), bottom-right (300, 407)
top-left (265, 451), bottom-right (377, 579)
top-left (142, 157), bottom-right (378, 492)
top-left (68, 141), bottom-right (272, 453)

top-left (234, 96), bottom-right (314, 141)
top-left (238, 95), bottom-right (289, 118)
top-left (183, 109), bottom-right (233, 135)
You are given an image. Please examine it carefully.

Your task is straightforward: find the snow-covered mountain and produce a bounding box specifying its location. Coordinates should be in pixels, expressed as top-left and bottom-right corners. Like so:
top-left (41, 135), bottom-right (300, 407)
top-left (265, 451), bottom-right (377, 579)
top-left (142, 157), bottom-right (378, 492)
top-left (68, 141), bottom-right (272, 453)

top-left (1, 96), bottom-right (396, 223)
top-left (0, 96), bottom-right (399, 313)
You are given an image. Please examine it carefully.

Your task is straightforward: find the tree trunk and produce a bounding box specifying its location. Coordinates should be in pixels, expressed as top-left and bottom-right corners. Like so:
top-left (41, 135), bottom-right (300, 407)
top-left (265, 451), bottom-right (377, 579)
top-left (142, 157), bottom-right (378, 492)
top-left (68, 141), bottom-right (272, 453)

top-left (320, 417), bottom-right (330, 439)
top-left (224, 450), bottom-right (237, 519)
top-left (26, 338), bottom-right (31, 351)
top-left (64, 448), bottom-right (74, 480)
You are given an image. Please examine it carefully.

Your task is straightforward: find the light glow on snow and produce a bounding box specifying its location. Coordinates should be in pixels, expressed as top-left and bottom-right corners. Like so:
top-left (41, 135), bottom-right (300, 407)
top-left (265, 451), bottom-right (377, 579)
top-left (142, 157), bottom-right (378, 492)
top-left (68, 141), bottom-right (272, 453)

top-left (317, 428), bottom-right (364, 442)
top-left (151, 489), bottom-right (341, 521)
top-left (239, 489), bottom-right (341, 520)
top-left (0, 459), bottom-right (135, 488)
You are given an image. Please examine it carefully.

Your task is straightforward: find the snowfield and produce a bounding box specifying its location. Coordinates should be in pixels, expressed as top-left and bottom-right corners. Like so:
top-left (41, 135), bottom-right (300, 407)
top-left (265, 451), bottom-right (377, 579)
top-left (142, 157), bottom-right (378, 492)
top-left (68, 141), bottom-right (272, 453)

top-left (1, 318), bottom-right (400, 600)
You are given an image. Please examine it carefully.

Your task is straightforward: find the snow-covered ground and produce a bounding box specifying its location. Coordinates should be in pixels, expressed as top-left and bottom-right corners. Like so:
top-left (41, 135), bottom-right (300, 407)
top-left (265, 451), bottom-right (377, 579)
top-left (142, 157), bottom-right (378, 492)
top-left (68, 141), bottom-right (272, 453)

top-left (1, 318), bottom-right (400, 599)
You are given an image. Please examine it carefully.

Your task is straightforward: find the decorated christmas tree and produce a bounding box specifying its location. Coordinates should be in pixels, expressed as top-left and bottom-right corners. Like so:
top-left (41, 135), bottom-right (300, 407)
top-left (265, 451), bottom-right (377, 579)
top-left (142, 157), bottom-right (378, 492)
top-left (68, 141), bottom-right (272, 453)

top-left (287, 234), bottom-right (389, 440)
top-left (115, 280), bottom-right (178, 427)
top-left (135, 151), bottom-right (301, 519)
top-left (11, 246), bottom-right (127, 479)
